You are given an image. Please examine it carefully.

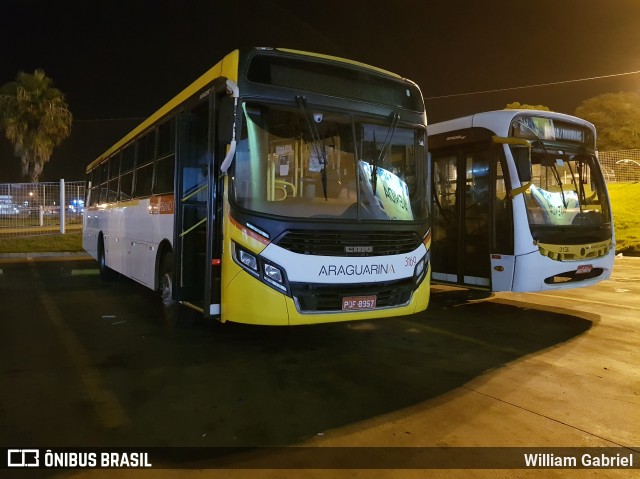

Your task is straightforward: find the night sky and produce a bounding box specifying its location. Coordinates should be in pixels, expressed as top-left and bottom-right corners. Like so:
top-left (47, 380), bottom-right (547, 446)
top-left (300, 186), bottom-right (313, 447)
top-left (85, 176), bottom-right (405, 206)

top-left (2, 0), bottom-right (640, 183)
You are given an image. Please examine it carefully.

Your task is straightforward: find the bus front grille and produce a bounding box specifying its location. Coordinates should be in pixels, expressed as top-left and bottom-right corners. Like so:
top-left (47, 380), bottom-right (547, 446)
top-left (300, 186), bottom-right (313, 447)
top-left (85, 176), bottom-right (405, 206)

top-left (274, 230), bottom-right (421, 256)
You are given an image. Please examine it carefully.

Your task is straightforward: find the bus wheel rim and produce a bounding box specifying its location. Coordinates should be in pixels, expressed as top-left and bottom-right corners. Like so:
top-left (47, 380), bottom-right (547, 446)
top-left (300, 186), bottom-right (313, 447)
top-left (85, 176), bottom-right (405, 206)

top-left (161, 273), bottom-right (173, 308)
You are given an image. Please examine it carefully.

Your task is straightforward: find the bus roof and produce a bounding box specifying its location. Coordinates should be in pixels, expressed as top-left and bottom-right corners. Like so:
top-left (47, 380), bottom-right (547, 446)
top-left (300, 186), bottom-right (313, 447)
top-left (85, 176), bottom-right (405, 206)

top-left (86, 47), bottom-right (408, 173)
top-left (428, 109), bottom-right (595, 138)
top-left (275, 48), bottom-right (402, 79)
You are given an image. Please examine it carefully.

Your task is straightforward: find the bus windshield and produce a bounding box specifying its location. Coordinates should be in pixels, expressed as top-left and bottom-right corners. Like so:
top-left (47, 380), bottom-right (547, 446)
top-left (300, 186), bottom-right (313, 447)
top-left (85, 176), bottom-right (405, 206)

top-left (519, 150), bottom-right (611, 229)
top-left (232, 101), bottom-right (428, 221)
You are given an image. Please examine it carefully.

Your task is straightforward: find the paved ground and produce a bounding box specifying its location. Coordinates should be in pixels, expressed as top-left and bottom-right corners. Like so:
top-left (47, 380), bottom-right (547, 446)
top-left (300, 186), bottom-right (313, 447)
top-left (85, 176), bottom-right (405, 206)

top-left (0, 255), bottom-right (638, 479)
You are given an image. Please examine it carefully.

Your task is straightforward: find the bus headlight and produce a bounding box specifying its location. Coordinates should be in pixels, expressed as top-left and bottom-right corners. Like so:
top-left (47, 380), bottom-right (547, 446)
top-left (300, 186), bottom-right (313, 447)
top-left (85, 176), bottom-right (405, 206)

top-left (234, 242), bottom-right (289, 294)
top-left (414, 255), bottom-right (427, 285)
top-left (263, 262), bottom-right (287, 292)
top-left (239, 249), bottom-right (258, 271)
top-left (264, 263), bottom-right (283, 283)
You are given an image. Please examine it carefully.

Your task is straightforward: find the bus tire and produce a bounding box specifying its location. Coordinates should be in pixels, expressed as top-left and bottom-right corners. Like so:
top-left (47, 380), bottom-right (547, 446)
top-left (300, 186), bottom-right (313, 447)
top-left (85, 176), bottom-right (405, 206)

top-left (159, 251), bottom-right (192, 329)
top-left (98, 235), bottom-right (118, 281)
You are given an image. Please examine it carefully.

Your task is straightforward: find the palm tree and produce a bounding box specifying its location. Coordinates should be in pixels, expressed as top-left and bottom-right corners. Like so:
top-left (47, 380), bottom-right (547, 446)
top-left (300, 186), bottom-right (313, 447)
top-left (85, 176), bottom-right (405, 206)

top-left (0, 69), bottom-right (72, 182)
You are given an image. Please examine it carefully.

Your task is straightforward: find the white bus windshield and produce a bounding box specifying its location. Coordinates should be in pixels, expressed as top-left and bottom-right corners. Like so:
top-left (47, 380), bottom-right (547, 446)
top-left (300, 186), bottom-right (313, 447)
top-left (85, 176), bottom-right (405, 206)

top-left (232, 102), bottom-right (428, 221)
top-left (520, 152), bottom-right (610, 228)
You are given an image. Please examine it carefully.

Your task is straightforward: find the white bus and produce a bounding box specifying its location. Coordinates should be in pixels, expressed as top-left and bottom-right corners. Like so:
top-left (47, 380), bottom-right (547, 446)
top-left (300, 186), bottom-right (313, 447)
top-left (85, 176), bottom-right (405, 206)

top-left (83, 48), bottom-right (431, 326)
top-left (428, 109), bottom-right (614, 292)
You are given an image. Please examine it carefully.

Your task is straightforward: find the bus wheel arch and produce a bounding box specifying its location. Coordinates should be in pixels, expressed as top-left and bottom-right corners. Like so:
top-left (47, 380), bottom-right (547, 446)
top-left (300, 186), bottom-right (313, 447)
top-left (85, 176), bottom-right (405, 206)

top-left (97, 232), bottom-right (118, 281)
top-left (155, 240), bottom-right (173, 291)
top-left (159, 249), bottom-right (174, 308)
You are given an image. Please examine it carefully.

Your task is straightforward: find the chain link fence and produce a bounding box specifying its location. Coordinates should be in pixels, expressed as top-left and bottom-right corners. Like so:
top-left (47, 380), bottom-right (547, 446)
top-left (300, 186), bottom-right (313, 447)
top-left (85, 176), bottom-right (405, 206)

top-left (0, 150), bottom-right (637, 239)
top-left (0, 180), bottom-right (85, 238)
top-left (598, 150), bottom-right (640, 183)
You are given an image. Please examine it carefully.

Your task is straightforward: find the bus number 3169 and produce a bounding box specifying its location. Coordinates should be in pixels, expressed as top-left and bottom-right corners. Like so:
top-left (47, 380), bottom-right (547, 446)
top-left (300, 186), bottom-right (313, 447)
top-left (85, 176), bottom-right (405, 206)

top-left (405, 256), bottom-right (417, 267)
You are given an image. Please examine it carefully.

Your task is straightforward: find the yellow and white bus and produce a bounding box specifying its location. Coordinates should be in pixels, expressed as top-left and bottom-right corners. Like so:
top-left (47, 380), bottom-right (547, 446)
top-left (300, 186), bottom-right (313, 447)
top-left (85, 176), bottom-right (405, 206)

top-left (83, 48), bottom-right (431, 326)
top-left (428, 109), bottom-right (614, 292)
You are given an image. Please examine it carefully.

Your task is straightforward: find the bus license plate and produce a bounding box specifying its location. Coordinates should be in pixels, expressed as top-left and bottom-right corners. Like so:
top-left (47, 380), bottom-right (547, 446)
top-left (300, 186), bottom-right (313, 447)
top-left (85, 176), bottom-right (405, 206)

top-left (576, 264), bottom-right (593, 275)
top-left (342, 295), bottom-right (377, 311)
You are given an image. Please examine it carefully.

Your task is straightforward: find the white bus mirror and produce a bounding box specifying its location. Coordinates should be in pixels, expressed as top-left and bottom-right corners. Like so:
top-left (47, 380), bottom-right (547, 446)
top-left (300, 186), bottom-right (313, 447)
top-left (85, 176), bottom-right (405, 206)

top-left (493, 136), bottom-right (532, 183)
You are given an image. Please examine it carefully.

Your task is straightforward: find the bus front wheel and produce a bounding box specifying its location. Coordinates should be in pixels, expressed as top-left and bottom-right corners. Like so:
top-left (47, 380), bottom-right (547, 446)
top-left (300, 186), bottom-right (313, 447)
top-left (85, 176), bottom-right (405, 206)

top-left (98, 235), bottom-right (118, 281)
top-left (159, 251), bottom-right (192, 329)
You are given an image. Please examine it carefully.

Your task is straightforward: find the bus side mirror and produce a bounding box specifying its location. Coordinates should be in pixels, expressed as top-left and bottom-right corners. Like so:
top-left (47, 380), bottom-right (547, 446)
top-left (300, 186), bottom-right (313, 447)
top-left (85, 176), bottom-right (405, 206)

top-left (492, 136), bottom-right (531, 182)
top-left (218, 96), bottom-right (242, 144)
top-left (513, 147), bottom-right (532, 182)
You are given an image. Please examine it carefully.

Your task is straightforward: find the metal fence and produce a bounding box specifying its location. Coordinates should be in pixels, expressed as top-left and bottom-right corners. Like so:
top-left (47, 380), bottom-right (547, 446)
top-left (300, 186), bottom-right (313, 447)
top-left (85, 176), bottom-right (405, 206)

top-left (598, 150), bottom-right (640, 183)
top-left (0, 149), bottom-right (637, 239)
top-left (0, 180), bottom-right (85, 238)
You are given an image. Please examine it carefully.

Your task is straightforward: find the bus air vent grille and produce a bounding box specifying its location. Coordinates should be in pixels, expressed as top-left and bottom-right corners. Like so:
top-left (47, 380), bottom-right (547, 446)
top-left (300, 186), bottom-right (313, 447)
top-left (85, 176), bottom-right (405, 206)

top-left (274, 230), bottom-right (421, 256)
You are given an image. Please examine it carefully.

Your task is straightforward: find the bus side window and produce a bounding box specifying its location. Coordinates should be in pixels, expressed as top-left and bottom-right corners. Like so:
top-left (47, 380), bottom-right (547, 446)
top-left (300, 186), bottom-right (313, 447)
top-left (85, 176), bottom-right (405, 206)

top-left (133, 130), bottom-right (156, 198)
top-left (157, 118), bottom-right (175, 157)
top-left (98, 161), bottom-right (109, 204)
top-left (154, 155), bottom-right (175, 194)
top-left (154, 119), bottom-right (176, 195)
top-left (119, 144), bottom-right (135, 201)
top-left (120, 171), bottom-right (133, 200)
top-left (107, 153), bottom-right (120, 203)
top-left (133, 163), bottom-right (154, 198)
top-left (88, 169), bottom-right (99, 207)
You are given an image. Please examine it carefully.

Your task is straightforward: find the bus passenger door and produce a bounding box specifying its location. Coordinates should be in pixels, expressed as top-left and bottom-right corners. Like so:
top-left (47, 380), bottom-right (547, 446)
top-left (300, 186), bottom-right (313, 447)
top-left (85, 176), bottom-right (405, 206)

top-left (462, 151), bottom-right (491, 287)
top-left (174, 99), bottom-right (211, 308)
top-left (431, 148), bottom-right (492, 288)
top-left (489, 152), bottom-right (515, 291)
top-left (431, 155), bottom-right (460, 283)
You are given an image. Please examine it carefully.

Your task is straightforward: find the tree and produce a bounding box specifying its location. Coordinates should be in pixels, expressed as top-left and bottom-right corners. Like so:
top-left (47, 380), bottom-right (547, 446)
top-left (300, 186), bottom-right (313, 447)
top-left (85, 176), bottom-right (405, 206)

top-left (0, 69), bottom-right (72, 182)
top-left (575, 92), bottom-right (640, 151)
top-left (505, 102), bottom-right (550, 111)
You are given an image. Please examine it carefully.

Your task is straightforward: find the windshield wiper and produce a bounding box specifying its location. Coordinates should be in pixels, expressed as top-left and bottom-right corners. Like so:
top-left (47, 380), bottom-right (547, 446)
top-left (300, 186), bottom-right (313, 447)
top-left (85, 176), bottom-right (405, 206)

top-left (371, 112), bottom-right (400, 196)
top-left (370, 129), bottom-right (378, 195)
top-left (296, 96), bottom-right (328, 200)
top-left (547, 156), bottom-right (568, 209)
top-left (565, 158), bottom-right (583, 213)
